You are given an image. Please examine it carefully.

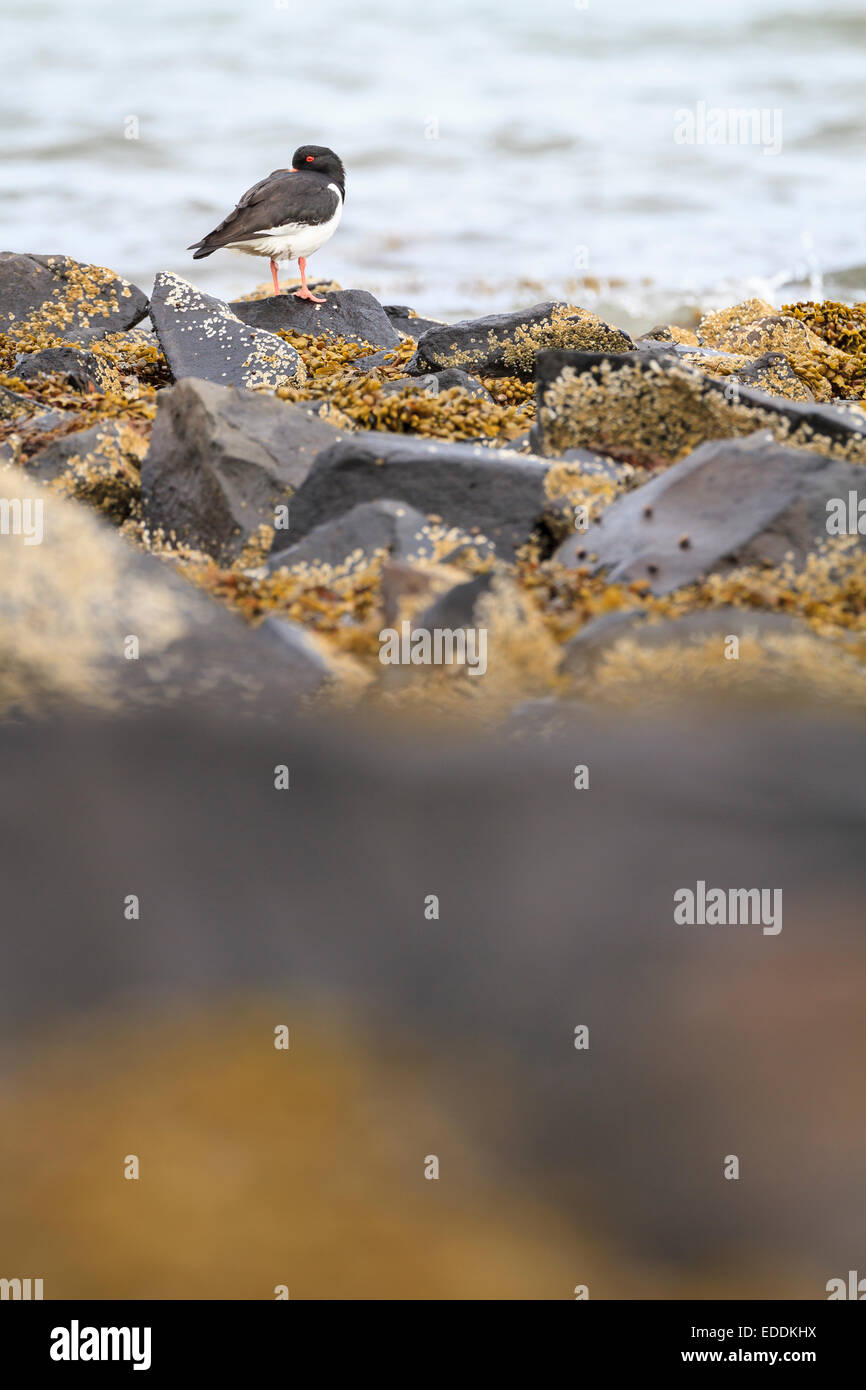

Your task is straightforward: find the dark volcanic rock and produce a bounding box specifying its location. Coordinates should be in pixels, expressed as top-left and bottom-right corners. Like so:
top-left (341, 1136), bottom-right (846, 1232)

top-left (13, 346), bottom-right (119, 393)
top-left (381, 368), bottom-right (493, 401)
top-left (231, 289), bottom-right (400, 349)
top-left (415, 572), bottom-right (495, 631)
top-left (554, 431), bottom-right (866, 593)
top-left (383, 305), bottom-right (448, 338)
top-left (149, 272), bottom-right (304, 389)
top-left (0, 253), bottom-right (148, 341)
top-left (265, 499), bottom-right (452, 572)
top-left (533, 348), bottom-right (866, 463)
top-left (352, 349), bottom-right (400, 375)
top-left (141, 377), bottom-right (345, 560)
top-left (410, 302), bottom-right (634, 380)
top-left (20, 419), bottom-right (146, 521)
top-left (273, 432), bottom-right (553, 556)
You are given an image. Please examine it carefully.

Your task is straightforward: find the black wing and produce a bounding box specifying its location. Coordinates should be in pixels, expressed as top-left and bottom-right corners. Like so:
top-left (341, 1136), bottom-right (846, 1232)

top-left (188, 170), bottom-right (339, 257)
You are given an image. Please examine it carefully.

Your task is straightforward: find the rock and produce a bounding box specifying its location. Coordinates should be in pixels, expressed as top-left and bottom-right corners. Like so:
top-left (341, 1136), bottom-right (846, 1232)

top-left (0, 464), bottom-right (333, 718)
top-left (414, 572), bottom-right (495, 631)
top-left (273, 432), bottom-right (553, 557)
top-left (383, 305), bottom-right (448, 338)
top-left (0, 252), bottom-right (148, 342)
top-left (13, 346), bottom-right (121, 394)
top-left (264, 499), bottom-right (491, 574)
top-left (409, 302), bottom-right (634, 379)
top-left (560, 606), bottom-right (862, 693)
top-left (141, 377), bottom-right (344, 560)
top-left (381, 368), bottom-right (493, 401)
top-left (554, 431), bottom-right (866, 593)
top-left (231, 289), bottom-right (400, 349)
top-left (0, 383), bottom-right (69, 432)
top-left (149, 271), bottom-right (305, 390)
top-left (19, 419), bottom-right (147, 522)
top-left (726, 351), bottom-right (814, 402)
top-left (533, 348), bottom-right (866, 465)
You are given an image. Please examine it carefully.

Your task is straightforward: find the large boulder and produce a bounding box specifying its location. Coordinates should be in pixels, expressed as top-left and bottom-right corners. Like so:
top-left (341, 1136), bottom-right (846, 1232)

top-left (231, 288), bottom-right (400, 349)
top-left (273, 432), bottom-right (554, 556)
top-left (141, 377), bottom-right (346, 560)
top-left (554, 431), bottom-right (866, 593)
top-left (532, 348), bottom-right (866, 464)
top-left (410, 302), bottom-right (634, 379)
top-left (0, 465), bottom-right (334, 718)
top-left (149, 271), bottom-right (305, 389)
top-left (0, 252), bottom-right (148, 342)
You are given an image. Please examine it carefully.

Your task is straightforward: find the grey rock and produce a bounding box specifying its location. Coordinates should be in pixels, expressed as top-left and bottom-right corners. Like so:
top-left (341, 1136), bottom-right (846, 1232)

top-left (554, 431), bottom-right (866, 593)
top-left (149, 271), bottom-right (304, 390)
top-left (13, 346), bottom-right (117, 393)
top-left (264, 499), bottom-right (438, 572)
top-left (410, 301), bottom-right (634, 379)
top-left (141, 377), bottom-right (344, 560)
top-left (383, 304), bottom-right (448, 338)
top-left (415, 572), bottom-right (495, 631)
top-left (380, 368), bottom-right (493, 401)
top-left (0, 252), bottom-right (148, 340)
top-left (274, 432), bottom-right (553, 557)
top-left (532, 348), bottom-right (866, 462)
top-left (231, 289), bottom-right (400, 349)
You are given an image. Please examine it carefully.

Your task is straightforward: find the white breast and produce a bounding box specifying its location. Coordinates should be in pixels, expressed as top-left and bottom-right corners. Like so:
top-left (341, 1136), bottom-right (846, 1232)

top-left (228, 184), bottom-right (343, 262)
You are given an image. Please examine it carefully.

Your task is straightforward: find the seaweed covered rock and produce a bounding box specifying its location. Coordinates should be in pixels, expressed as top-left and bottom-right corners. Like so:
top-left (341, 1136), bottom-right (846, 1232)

top-left (231, 289), bottom-right (400, 350)
top-left (380, 368), bottom-right (492, 401)
top-left (275, 432), bottom-right (553, 556)
top-left (16, 419), bottom-right (147, 522)
top-left (554, 431), bottom-right (866, 593)
top-left (409, 302), bottom-right (634, 379)
top-left (0, 465), bottom-right (334, 718)
top-left (533, 348), bottom-right (866, 465)
top-left (149, 272), bottom-right (305, 389)
top-left (142, 377), bottom-right (345, 560)
top-left (13, 345), bottom-right (121, 394)
top-left (0, 252), bottom-right (148, 343)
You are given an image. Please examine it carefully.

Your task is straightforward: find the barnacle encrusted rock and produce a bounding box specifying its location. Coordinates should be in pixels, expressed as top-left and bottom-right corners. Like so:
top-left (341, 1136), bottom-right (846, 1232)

top-left (15, 419), bottom-right (147, 522)
top-left (276, 432), bottom-right (555, 556)
top-left (0, 252), bottom-right (148, 343)
top-left (410, 302), bottom-right (634, 379)
top-left (231, 289), bottom-right (400, 350)
top-left (263, 499), bottom-right (493, 575)
top-left (13, 345), bottom-right (122, 395)
top-left (555, 431), bottom-right (866, 593)
top-left (149, 271), bottom-right (306, 390)
top-left (141, 377), bottom-right (344, 560)
top-left (533, 349), bottom-right (866, 465)
top-left (0, 465), bottom-right (334, 717)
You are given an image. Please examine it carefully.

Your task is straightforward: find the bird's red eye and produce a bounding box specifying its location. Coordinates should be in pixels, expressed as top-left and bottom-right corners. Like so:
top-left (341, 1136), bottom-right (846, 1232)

top-left (306, 155), bottom-right (314, 162)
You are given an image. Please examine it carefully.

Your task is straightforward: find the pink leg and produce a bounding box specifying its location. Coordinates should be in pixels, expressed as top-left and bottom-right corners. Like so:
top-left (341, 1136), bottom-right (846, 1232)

top-left (293, 257), bottom-right (326, 303)
top-left (270, 258), bottom-right (281, 295)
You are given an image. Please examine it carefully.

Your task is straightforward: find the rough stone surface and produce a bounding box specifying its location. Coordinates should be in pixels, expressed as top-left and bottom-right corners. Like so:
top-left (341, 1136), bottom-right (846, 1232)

top-left (0, 252), bottom-right (148, 341)
top-left (17, 419), bottom-right (147, 522)
top-left (410, 302), bottom-right (634, 379)
top-left (263, 499), bottom-right (481, 573)
top-left (383, 305), bottom-right (448, 338)
top-left (554, 431), bottom-right (866, 592)
top-left (381, 368), bottom-right (493, 401)
top-left (150, 271), bottom-right (305, 390)
top-left (13, 346), bottom-right (120, 394)
top-left (274, 432), bottom-right (552, 556)
top-left (141, 377), bottom-right (345, 559)
top-left (533, 348), bottom-right (866, 464)
top-left (231, 289), bottom-right (400, 349)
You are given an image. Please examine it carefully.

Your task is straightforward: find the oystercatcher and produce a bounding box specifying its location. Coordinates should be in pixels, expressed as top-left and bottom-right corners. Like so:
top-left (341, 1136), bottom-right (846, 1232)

top-left (188, 145), bottom-right (345, 302)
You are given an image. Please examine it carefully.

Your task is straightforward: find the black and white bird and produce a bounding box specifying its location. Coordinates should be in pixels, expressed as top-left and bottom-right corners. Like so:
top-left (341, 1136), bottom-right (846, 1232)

top-left (188, 145), bottom-right (345, 302)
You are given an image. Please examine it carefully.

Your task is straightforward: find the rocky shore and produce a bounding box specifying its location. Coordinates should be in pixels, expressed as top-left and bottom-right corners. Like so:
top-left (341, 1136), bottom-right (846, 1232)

top-left (2, 249), bottom-right (866, 720)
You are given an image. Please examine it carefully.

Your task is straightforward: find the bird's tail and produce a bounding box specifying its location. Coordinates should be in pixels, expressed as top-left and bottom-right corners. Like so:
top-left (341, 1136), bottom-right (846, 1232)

top-left (187, 242), bottom-right (215, 260)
